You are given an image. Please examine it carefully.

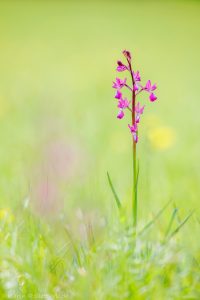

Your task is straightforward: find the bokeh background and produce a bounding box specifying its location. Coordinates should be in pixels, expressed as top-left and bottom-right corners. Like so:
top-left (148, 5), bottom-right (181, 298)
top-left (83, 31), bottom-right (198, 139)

top-left (0, 1), bottom-right (200, 245)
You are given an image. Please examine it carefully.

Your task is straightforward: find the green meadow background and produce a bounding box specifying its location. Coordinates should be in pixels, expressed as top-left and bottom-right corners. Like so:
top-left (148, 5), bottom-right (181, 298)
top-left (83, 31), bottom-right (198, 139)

top-left (0, 1), bottom-right (200, 298)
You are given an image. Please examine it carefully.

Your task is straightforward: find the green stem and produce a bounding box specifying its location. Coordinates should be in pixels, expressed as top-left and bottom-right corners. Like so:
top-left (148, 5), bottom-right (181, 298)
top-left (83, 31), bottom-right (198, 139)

top-left (128, 60), bottom-right (137, 229)
top-left (133, 141), bottom-right (137, 228)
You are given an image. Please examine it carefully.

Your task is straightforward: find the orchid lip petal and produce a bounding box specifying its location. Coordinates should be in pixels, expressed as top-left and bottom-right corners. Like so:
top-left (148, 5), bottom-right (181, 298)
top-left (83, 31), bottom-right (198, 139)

top-left (117, 110), bottom-right (124, 119)
top-left (149, 93), bottom-right (157, 102)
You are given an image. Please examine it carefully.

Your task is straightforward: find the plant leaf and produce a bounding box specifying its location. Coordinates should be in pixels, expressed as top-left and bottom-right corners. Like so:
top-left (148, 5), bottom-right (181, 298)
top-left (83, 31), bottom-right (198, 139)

top-left (138, 200), bottom-right (172, 236)
top-left (107, 171), bottom-right (122, 209)
top-left (165, 207), bottom-right (178, 237)
top-left (168, 210), bottom-right (194, 239)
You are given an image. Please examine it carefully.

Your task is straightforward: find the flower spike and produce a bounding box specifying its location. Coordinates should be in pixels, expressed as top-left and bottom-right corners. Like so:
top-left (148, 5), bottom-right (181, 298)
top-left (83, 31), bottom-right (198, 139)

top-left (112, 50), bottom-right (158, 141)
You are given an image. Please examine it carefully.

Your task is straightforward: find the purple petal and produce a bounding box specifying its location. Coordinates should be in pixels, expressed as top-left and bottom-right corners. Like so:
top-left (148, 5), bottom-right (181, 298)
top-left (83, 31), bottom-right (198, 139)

top-left (136, 114), bottom-right (140, 123)
top-left (117, 110), bottom-right (124, 119)
top-left (133, 133), bottom-right (138, 143)
top-left (128, 123), bottom-right (137, 133)
top-left (145, 80), bottom-right (151, 91)
top-left (115, 90), bottom-right (122, 99)
top-left (135, 102), bottom-right (145, 114)
top-left (151, 84), bottom-right (157, 91)
top-left (133, 71), bottom-right (141, 82)
top-left (116, 61), bottom-right (127, 72)
top-left (149, 93), bottom-right (157, 102)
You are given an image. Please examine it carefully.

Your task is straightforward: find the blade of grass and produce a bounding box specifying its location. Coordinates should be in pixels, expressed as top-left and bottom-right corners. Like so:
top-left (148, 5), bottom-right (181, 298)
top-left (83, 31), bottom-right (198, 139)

top-left (138, 200), bottom-right (172, 236)
top-left (168, 210), bottom-right (194, 239)
top-left (165, 207), bottom-right (178, 238)
top-left (65, 226), bottom-right (81, 267)
top-left (107, 171), bottom-right (121, 209)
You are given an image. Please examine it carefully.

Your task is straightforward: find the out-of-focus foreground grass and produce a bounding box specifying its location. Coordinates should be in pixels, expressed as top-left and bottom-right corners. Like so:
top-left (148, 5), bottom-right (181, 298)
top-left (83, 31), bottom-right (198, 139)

top-left (0, 1), bottom-right (200, 299)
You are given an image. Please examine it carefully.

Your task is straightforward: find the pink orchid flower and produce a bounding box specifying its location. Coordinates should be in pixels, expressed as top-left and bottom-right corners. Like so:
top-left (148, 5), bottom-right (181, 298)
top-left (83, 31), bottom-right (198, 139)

top-left (149, 93), bottom-right (157, 102)
top-left (116, 61), bottom-right (127, 72)
top-left (128, 124), bottom-right (138, 143)
top-left (117, 110), bottom-right (124, 119)
top-left (112, 78), bottom-right (127, 89)
top-left (115, 90), bottom-right (122, 99)
top-left (135, 102), bottom-right (145, 114)
top-left (133, 71), bottom-right (141, 82)
top-left (117, 98), bottom-right (130, 109)
top-left (144, 80), bottom-right (157, 92)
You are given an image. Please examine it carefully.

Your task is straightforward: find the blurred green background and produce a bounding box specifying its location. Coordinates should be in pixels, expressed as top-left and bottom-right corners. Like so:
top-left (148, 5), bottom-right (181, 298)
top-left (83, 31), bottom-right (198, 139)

top-left (0, 0), bottom-right (199, 240)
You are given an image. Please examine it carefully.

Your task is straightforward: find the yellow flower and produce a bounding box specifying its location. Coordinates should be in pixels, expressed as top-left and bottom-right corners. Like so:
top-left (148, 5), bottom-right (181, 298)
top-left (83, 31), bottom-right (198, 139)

top-left (148, 126), bottom-right (176, 150)
top-left (0, 208), bottom-right (14, 223)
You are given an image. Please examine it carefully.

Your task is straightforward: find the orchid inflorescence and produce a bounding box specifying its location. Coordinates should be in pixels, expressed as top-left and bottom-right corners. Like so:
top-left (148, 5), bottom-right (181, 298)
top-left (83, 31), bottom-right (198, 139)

top-left (112, 50), bottom-right (157, 143)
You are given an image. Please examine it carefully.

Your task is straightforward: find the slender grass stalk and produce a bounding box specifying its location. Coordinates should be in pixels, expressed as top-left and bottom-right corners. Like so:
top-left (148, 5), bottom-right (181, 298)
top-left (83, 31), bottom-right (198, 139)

top-left (107, 171), bottom-right (122, 209)
top-left (128, 60), bottom-right (137, 228)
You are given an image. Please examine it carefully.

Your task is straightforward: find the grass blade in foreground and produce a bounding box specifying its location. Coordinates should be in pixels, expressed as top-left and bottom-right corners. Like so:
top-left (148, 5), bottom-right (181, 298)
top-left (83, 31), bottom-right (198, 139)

top-left (167, 211), bottom-right (194, 240)
top-left (107, 172), bottom-right (121, 209)
top-left (138, 200), bottom-right (172, 236)
top-left (165, 207), bottom-right (178, 238)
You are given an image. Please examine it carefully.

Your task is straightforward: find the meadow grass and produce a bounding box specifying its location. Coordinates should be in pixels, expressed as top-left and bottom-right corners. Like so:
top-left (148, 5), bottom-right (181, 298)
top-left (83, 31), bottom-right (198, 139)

top-left (0, 1), bottom-right (200, 299)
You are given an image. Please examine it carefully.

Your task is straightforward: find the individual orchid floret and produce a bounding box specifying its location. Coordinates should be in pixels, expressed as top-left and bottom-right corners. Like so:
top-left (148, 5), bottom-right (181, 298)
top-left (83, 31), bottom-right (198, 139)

top-left (116, 61), bottom-right (127, 72)
top-left (133, 83), bottom-right (139, 91)
top-left (128, 124), bottom-right (138, 143)
top-left (144, 80), bottom-right (157, 92)
top-left (143, 80), bottom-right (157, 102)
top-left (117, 98), bottom-right (130, 120)
top-left (135, 102), bottom-right (145, 123)
top-left (112, 77), bottom-right (127, 89)
top-left (122, 50), bottom-right (132, 63)
top-left (115, 90), bottom-right (122, 99)
top-left (117, 98), bottom-right (130, 109)
top-left (135, 102), bottom-right (145, 115)
top-left (149, 93), bottom-right (157, 102)
top-left (133, 71), bottom-right (141, 82)
top-left (117, 110), bottom-right (124, 119)
top-left (128, 123), bottom-right (137, 133)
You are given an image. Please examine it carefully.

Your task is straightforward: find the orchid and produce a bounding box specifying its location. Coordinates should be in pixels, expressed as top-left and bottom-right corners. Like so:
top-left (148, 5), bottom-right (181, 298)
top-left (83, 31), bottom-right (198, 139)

top-left (117, 110), bottom-right (124, 119)
top-left (116, 61), bottom-right (127, 72)
top-left (133, 71), bottom-right (141, 82)
top-left (144, 80), bottom-right (157, 92)
top-left (112, 77), bottom-right (127, 89)
top-left (114, 90), bottom-right (122, 99)
top-left (111, 49), bottom-right (158, 228)
top-left (117, 98), bottom-right (130, 109)
top-left (112, 51), bottom-right (158, 141)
